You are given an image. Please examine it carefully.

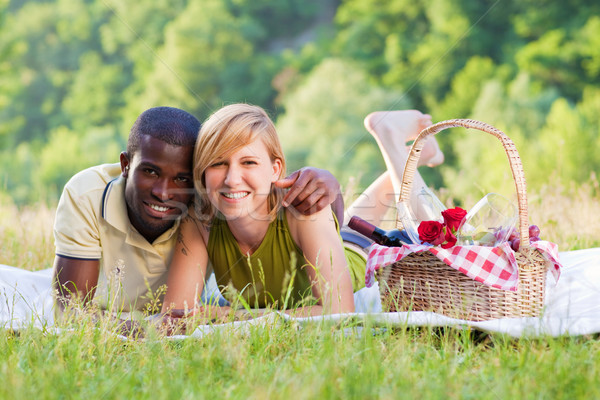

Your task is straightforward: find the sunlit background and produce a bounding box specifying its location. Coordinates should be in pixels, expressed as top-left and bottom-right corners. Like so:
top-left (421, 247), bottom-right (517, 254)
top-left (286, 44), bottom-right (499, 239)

top-left (1, 0), bottom-right (599, 207)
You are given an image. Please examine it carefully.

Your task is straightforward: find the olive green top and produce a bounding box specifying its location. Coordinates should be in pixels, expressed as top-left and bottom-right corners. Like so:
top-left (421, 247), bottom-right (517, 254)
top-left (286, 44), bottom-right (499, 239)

top-left (207, 210), bottom-right (366, 309)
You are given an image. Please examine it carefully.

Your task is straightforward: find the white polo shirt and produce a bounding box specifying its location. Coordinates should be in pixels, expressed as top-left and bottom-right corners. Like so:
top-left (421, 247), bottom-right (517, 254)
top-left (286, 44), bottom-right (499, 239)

top-left (53, 163), bottom-right (180, 312)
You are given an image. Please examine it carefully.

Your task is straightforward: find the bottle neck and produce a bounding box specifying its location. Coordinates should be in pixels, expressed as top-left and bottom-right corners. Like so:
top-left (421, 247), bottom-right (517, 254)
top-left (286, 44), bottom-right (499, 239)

top-left (370, 227), bottom-right (387, 242)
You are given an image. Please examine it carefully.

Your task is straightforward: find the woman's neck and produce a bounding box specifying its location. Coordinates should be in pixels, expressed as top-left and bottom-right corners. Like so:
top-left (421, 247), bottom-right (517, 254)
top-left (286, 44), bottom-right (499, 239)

top-left (226, 213), bottom-right (273, 256)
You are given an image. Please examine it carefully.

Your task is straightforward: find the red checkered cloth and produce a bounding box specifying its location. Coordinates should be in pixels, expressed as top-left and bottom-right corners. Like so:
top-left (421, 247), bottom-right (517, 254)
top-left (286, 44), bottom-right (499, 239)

top-left (365, 240), bottom-right (562, 291)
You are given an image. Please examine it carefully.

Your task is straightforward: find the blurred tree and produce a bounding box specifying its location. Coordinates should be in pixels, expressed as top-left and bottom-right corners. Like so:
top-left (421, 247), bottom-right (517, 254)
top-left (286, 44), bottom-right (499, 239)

top-left (333, 0), bottom-right (427, 82)
top-left (516, 29), bottom-right (582, 101)
top-left (226, 0), bottom-right (321, 45)
top-left (62, 52), bottom-right (128, 131)
top-left (35, 126), bottom-right (124, 202)
top-left (333, 0), bottom-right (515, 112)
top-left (0, 0), bottom-right (111, 146)
top-left (0, 3), bottom-right (65, 146)
top-left (512, 0), bottom-right (600, 40)
top-left (0, 124), bottom-right (125, 204)
top-left (0, 0), bottom-right (23, 148)
top-left (515, 13), bottom-right (600, 101)
top-left (276, 58), bottom-right (409, 191)
top-left (578, 16), bottom-right (600, 81)
top-left (0, 142), bottom-right (39, 204)
top-left (133, 0), bottom-right (270, 121)
top-left (440, 72), bottom-right (559, 200)
top-left (99, 0), bottom-right (189, 125)
top-left (529, 89), bottom-right (600, 186)
top-left (435, 56), bottom-right (500, 120)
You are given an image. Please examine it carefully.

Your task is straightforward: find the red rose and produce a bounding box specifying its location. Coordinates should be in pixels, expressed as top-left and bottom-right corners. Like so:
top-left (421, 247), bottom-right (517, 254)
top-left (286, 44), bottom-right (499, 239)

top-left (441, 207), bottom-right (467, 233)
top-left (441, 229), bottom-right (457, 249)
top-left (418, 221), bottom-right (446, 245)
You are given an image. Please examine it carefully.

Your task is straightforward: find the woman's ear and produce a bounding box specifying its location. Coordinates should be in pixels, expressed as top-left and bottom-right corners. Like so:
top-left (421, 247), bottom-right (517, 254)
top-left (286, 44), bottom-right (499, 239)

top-left (271, 158), bottom-right (283, 182)
top-left (120, 152), bottom-right (130, 178)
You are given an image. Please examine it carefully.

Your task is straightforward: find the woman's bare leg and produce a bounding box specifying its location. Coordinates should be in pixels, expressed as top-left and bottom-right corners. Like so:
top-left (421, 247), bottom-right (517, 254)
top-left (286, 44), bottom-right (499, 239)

top-left (344, 171), bottom-right (395, 227)
top-left (345, 110), bottom-right (444, 226)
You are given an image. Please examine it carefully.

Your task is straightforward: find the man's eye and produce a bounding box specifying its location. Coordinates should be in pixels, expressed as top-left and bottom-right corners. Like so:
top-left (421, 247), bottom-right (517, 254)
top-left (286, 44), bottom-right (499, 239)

top-left (243, 160), bottom-right (257, 165)
top-left (176, 177), bottom-right (191, 184)
top-left (144, 169), bottom-right (158, 175)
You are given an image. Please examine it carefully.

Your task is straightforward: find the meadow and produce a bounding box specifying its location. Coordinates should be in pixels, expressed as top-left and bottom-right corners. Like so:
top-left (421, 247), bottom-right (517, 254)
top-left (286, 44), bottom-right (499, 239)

top-left (1, 179), bottom-right (600, 399)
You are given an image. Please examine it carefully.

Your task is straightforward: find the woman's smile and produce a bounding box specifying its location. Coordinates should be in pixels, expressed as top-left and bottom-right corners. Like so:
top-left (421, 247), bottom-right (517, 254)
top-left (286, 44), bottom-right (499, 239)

top-left (221, 191), bottom-right (250, 200)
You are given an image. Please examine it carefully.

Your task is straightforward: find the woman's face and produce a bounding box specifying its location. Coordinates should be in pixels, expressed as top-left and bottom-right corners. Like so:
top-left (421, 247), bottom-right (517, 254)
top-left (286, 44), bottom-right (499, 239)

top-left (204, 138), bottom-right (282, 221)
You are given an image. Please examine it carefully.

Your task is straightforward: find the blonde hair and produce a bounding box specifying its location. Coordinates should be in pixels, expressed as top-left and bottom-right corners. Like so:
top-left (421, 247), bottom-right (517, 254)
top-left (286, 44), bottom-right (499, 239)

top-left (193, 103), bottom-right (286, 222)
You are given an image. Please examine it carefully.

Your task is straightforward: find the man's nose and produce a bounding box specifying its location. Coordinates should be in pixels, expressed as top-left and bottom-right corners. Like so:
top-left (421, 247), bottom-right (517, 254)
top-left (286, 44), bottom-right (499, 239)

top-left (152, 178), bottom-right (174, 201)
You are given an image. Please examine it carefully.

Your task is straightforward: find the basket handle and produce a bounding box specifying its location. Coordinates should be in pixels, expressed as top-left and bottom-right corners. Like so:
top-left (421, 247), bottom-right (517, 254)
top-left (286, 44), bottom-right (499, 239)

top-left (397, 119), bottom-right (531, 247)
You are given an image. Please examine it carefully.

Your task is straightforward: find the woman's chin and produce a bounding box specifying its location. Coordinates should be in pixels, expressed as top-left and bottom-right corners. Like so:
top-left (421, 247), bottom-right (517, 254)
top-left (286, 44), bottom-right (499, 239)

top-left (218, 207), bottom-right (272, 222)
top-left (216, 208), bottom-right (244, 221)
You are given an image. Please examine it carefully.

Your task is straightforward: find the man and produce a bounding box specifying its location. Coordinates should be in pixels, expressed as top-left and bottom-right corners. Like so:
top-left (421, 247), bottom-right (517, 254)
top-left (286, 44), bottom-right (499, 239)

top-left (52, 106), bottom-right (343, 316)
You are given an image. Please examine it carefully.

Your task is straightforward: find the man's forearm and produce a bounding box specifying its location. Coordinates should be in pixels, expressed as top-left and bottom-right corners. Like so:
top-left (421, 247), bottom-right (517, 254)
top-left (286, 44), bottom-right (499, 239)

top-left (52, 256), bottom-right (100, 310)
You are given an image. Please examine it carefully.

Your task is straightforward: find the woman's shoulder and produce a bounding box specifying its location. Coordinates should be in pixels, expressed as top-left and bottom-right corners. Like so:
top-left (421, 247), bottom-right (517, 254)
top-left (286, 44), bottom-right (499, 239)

top-left (284, 204), bottom-right (334, 221)
top-left (284, 205), bottom-right (335, 238)
top-left (181, 204), bottom-right (212, 243)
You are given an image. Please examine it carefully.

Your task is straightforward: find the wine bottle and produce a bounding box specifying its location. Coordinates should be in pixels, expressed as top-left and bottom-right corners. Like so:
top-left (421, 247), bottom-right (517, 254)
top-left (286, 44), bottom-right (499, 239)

top-left (348, 216), bottom-right (413, 246)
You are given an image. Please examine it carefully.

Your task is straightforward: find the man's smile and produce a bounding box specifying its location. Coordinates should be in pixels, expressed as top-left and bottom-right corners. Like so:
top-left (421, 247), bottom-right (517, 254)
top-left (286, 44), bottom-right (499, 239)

top-left (149, 203), bottom-right (170, 212)
top-left (144, 201), bottom-right (178, 217)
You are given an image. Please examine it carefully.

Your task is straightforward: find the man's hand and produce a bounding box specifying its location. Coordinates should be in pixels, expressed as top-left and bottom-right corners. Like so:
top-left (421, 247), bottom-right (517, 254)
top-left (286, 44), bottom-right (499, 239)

top-left (275, 167), bottom-right (344, 224)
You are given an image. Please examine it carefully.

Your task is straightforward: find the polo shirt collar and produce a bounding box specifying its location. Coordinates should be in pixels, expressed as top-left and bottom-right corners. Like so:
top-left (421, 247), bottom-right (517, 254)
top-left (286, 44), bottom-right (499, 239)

top-left (101, 176), bottom-right (181, 247)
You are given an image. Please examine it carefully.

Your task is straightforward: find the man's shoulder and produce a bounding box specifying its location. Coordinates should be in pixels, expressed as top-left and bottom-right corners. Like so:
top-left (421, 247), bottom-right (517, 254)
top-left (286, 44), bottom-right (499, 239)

top-left (63, 163), bottom-right (122, 196)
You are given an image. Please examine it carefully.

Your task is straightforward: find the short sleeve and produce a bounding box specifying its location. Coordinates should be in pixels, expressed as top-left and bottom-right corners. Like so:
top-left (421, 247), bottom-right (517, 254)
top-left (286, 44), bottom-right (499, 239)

top-left (53, 179), bottom-right (103, 260)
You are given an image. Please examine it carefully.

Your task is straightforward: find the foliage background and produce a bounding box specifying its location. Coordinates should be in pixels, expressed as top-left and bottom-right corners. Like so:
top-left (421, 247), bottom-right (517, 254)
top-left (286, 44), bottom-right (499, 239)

top-left (1, 0), bottom-right (599, 206)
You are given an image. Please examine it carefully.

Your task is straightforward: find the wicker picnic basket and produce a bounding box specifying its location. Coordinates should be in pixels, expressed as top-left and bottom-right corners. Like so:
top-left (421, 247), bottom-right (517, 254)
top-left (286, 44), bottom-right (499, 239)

top-left (377, 119), bottom-right (549, 321)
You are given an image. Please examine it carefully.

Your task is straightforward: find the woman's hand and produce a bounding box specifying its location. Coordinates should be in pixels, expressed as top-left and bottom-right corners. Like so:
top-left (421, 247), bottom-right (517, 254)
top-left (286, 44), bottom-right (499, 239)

top-left (155, 306), bottom-right (261, 335)
top-left (153, 309), bottom-right (193, 336)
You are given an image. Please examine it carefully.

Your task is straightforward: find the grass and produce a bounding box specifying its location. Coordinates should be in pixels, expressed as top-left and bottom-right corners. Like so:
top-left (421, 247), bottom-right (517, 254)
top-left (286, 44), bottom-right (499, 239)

top-left (1, 323), bottom-right (600, 399)
top-left (0, 201), bottom-right (56, 271)
top-left (1, 179), bottom-right (600, 399)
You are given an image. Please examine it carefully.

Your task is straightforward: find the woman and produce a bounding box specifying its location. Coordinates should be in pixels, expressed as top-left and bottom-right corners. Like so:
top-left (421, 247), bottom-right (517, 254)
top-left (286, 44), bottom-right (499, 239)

top-left (160, 103), bottom-right (448, 325)
top-left (161, 104), bottom-right (361, 320)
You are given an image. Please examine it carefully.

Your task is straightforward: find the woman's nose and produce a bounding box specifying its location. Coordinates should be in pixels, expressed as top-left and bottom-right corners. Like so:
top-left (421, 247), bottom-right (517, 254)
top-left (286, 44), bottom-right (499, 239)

top-left (224, 165), bottom-right (242, 186)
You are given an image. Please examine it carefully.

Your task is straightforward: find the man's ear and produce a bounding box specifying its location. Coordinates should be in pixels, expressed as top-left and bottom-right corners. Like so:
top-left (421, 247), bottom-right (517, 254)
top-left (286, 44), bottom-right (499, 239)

top-left (120, 152), bottom-right (130, 178)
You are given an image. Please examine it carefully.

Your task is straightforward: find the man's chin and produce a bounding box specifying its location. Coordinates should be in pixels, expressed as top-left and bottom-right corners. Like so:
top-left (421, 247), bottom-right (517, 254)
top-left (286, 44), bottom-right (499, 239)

top-left (140, 219), bottom-right (177, 238)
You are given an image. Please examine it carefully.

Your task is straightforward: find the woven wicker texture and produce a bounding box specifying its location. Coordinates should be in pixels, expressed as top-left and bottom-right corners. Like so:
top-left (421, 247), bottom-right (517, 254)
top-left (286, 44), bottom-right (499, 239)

top-left (378, 119), bottom-right (548, 321)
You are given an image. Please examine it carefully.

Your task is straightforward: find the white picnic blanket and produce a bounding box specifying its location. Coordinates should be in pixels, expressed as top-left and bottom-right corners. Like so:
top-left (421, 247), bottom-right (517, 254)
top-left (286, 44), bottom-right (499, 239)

top-left (2, 247), bottom-right (600, 337)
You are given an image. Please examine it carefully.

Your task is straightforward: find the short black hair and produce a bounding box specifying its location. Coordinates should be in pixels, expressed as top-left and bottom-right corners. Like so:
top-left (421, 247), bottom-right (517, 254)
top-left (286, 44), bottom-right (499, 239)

top-left (127, 107), bottom-right (201, 155)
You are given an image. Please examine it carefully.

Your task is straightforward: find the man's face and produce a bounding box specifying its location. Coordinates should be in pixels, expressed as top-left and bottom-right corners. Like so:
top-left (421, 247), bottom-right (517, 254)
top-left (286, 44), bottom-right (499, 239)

top-left (120, 135), bottom-right (194, 243)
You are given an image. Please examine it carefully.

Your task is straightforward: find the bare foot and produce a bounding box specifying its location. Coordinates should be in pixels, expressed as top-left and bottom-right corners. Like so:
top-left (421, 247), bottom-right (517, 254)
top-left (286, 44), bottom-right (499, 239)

top-left (364, 110), bottom-right (444, 167)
